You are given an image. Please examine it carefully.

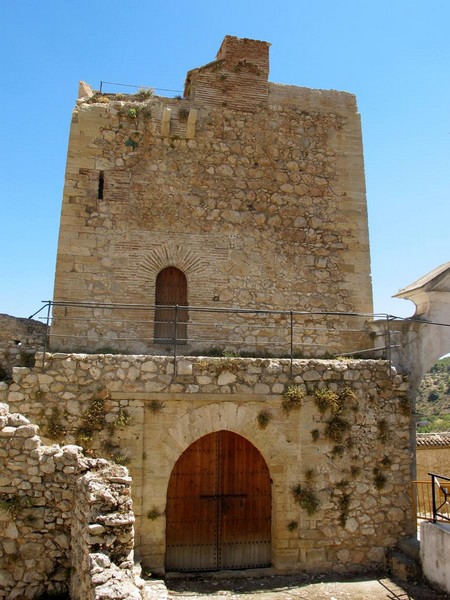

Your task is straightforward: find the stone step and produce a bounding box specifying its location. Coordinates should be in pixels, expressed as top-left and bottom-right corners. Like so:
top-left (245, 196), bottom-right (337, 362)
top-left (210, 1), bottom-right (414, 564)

top-left (386, 549), bottom-right (422, 582)
top-left (143, 578), bottom-right (168, 600)
top-left (398, 535), bottom-right (421, 561)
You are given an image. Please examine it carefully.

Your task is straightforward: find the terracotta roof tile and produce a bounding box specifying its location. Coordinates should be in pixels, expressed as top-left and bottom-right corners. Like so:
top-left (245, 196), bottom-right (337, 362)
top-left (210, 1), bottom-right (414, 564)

top-left (417, 432), bottom-right (450, 447)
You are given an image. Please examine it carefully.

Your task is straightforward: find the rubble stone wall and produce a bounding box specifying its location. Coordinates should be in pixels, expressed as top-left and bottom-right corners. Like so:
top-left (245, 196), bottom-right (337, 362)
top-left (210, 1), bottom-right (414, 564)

top-left (6, 352), bottom-right (414, 574)
top-left (0, 314), bottom-right (45, 380)
top-left (0, 401), bottom-right (150, 600)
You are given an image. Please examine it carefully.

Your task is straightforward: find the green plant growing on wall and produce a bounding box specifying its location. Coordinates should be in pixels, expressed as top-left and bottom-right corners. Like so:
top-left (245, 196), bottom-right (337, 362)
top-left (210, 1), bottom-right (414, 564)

top-left (111, 452), bottom-right (130, 466)
top-left (0, 364), bottom-right (8, 381)
top-left (214, 356), bottom-right (241, 375)
top-left (399, 395), bottom-right (410, 416)
top-left (338, 492), bottom-right (351, 527)
top-left (147, 507), bottom-right (161, 520)
top-left (287, 520), bottom-right (298, 532)
top-left (128, 107), bottom-right (138, 119)
top-left (140, 107), bottom-right (152, 119)
top-left (304, 469), bottom-right (315, 484)
top-left (46, 406), bottom-right (67, 441)
top-left (136, 87), bottom-right (154, 100)
top-left (76, 389), bottom-right (108, 448)
top-left (282, 385), bottom-right (305, 414)
top-left (33, 389), bottom-right (45, 401)
top-left (324, 415), bottom-right (350, 443)
top-left (257, 409), bottom-right (271, 429)
top-left (377, 419), bottom-right (390, 443)
top-left (291, 483), bottom-right (320, 515)
top-left (314, 387), bottom-right (341, 414)
top-left (381, 455), bottom-right (392, 468)
top-left (113, 409), bottom-right (132, 428)
top-left (178, 107), bottom-right (190, 120)
top-left (125, 138), bottom-right (139, 149)
top-left (148, 399), bottom-right (164, 414)
top-left (350, 465), bottom-right (361, 478)
top-left (331, 445), bottom-right (345, 458)
top-left (373, 467), bottom-right (387, 490)
top-left (310, 429), bottom-right (320, 442)
top-left (19, 350), bottom-right (34, 368)
top-left (76, 428), bottom-right (94, 449)
top-left (340, 386), bottom-right (359, 410)
top-left (0, 494), bottom-right (33, 519)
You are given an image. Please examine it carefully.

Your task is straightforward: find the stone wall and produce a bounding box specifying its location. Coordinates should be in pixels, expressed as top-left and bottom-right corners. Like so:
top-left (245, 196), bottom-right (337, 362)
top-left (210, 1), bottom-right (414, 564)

top-left (0, 314), bottom-right (46, 380)
top-left (0, 400), bottom-right (157, 600)
top-left (70, 466), bottom-right (155, 600)
top-left (51, 35), bottom-right (373, 356)
top-left (6, 352), bottom-right (414, 574)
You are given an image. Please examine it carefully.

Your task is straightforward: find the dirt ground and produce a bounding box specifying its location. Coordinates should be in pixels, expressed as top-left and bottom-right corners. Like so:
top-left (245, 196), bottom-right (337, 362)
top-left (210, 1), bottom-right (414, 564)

top-left (165, 572), bottom-right (450, 600)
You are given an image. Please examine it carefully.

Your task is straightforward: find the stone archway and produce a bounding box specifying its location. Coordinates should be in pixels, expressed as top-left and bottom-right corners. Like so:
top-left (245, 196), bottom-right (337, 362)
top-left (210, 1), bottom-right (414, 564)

top-left (165, 430), bottom-right (271, 572)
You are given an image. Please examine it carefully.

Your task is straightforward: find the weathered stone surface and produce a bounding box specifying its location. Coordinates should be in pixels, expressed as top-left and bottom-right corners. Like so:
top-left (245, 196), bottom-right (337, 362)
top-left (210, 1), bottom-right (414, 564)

top-left (49, 36), bottom-right (372, 359)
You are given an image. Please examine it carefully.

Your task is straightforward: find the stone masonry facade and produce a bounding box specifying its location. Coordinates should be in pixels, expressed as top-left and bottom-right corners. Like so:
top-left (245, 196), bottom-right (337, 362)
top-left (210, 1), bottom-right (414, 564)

top-left (4, 353), bottom-right (414, 575)
top-left (51, 35), bottom-right (373, 356)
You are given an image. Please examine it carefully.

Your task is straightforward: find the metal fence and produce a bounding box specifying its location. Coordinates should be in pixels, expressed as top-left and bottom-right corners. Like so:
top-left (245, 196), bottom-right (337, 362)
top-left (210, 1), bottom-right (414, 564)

top-left (411, 473), bottom-right (450, 528)
top-left (30, 300), bottom-right (402, 372)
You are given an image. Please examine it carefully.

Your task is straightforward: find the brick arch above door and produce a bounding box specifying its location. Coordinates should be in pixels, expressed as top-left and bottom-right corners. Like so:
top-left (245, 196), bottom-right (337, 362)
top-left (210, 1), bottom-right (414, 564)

top-left (138, 242), bottom-right (209, 282)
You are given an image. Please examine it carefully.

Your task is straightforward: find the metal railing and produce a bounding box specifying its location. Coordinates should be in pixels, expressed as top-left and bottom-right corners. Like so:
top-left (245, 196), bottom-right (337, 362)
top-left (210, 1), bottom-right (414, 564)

top-left (430, 472), bottom-right (450, 523)
top-left (411, 474), bottom-right (450, 527)
top-left (29, 300), bottom-right (402, 375)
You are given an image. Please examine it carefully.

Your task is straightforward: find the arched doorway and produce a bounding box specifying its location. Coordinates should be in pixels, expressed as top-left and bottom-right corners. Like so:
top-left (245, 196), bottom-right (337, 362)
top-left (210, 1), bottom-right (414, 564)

top-left (154, 266), bottom-right (188, 344)
top-left (165, 430), bottom-right (271, 572)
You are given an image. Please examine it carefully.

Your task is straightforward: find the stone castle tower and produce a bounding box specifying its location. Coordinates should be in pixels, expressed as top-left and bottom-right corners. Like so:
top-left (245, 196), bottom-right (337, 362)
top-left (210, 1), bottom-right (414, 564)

top-left (2, 38), bottom-right (421, 588)
top-left (51, 36), bottom-right (373, 356)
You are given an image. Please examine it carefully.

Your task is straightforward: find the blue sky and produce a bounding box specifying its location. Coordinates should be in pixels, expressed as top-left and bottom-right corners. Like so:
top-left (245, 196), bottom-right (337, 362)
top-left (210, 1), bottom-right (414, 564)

top-left (1, 0), bottom-right (449, 320)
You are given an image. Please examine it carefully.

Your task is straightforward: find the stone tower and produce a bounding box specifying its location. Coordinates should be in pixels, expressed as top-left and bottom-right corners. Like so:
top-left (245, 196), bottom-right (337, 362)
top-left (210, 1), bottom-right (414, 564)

top-left (51, 36), bottom-right (373, 356)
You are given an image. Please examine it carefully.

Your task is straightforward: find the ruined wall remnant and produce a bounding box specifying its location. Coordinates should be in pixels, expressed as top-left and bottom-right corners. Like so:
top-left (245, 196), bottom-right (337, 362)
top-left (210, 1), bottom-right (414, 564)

top-left (51, 35), bottom-right (373, 355)
top-left (0, 400), bottom-right (155, 600)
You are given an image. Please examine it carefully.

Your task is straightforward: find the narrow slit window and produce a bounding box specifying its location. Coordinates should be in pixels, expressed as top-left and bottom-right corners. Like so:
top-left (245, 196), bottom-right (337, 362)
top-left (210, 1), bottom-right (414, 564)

top-left (98, 171), bottom-right (104, 200)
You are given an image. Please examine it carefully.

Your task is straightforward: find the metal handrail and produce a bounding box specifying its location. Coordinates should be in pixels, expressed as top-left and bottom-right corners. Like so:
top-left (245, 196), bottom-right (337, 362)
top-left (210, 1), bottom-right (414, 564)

top-left (429, 472), bottom-right (450, 523)
top-left (29, 300), bottom-right (403, 374)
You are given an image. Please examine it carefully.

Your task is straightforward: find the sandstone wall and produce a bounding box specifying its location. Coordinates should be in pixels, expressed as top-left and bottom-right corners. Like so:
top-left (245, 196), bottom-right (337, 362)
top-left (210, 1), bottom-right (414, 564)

top-left (6, 353), bottom-right (414, 575)
top-left (0, 314), bottom-right (46, 380)
top-left (416, 445), bottom-right (450, 481)
top-left (51, 36), bottom-right (373, 356)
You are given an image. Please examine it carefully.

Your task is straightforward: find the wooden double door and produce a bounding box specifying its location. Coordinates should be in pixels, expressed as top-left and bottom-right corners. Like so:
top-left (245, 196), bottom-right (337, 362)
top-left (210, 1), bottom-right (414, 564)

top-left (166, 431), bottom-right (271, 571)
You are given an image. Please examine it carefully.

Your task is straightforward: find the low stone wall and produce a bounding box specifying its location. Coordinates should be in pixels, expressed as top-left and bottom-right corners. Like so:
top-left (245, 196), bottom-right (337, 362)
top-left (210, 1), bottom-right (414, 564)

top-left (5, 352), bottom-right (414, 574)
top-left (0, 314), bottom-right (46, 380)
top-left (0, 401), bottom-right (154, 600)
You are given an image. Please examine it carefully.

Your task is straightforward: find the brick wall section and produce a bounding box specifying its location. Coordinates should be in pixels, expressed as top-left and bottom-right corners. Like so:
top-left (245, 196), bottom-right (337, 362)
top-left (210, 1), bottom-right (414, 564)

top-left (51, 36), bottom-right (373, 355)
top-left (6, 353), bottom-right (414, 574)
top-left (185, 36), bottom-right (270, 112)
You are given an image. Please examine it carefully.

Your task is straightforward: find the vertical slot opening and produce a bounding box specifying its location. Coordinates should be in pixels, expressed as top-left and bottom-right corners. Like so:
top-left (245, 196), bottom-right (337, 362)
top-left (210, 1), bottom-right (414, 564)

top-left (98, 171), bottom-right (104, 200)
